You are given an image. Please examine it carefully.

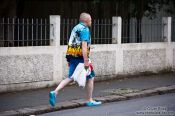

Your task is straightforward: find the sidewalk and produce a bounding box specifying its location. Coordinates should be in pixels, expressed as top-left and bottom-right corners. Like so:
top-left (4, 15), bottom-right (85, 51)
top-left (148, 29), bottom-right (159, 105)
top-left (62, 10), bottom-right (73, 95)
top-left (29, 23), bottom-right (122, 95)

top-left (0, 72), bottom-right (175, 113)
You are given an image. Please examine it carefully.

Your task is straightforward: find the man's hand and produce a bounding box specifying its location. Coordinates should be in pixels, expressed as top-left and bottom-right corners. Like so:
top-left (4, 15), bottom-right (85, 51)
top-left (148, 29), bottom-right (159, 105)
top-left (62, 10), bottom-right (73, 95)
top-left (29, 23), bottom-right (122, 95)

top-left (84, 59), bottom-right (89, 70)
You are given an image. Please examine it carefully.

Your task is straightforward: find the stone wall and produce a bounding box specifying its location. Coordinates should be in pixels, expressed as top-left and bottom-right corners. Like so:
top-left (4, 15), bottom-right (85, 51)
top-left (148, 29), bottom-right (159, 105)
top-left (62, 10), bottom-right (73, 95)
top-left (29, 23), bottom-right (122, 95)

top-left (0, 42), bottom-right (174, 92)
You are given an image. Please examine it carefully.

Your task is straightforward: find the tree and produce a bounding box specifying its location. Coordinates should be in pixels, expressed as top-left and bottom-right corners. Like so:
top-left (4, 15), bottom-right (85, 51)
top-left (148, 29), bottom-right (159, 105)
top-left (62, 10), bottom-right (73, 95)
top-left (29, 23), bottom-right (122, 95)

top-left (115, 0), bottom-right (171, 43)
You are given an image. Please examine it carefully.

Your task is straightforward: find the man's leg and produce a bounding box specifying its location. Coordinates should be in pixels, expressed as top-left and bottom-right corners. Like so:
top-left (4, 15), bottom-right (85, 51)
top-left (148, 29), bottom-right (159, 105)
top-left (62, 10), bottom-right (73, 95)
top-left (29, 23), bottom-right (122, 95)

top-left (86, 77), bottom-right (102, 106)
top-left (49, 60), bottom-right (75, 107)
top-left (49, 78), bottom-right (72, 107)
top-left (54, 78), bottom-right (73, 95)
top-left (53, 60), bottom-right (76, 96)
top-left (86, 77), bottom-right (94, 102)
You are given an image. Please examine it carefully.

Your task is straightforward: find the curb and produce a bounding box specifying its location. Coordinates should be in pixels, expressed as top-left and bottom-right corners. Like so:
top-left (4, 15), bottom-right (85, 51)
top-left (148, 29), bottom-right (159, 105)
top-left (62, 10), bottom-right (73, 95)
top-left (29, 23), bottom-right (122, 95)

top-left (1, 85), bottom-right (175, 116)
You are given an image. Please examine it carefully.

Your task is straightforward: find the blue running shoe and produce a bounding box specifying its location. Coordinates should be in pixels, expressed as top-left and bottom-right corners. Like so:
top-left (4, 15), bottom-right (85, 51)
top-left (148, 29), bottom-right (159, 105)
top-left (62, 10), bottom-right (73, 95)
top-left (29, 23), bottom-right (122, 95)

top-left (49, 91), bottom-right (56, 107)
top-left (86, 100), bottom-right (102, 107)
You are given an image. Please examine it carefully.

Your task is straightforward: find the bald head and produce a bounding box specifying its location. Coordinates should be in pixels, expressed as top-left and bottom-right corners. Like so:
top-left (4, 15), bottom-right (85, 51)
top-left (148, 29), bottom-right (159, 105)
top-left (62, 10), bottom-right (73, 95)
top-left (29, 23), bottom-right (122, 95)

top-left (79, 12), bottom-right (92, 27)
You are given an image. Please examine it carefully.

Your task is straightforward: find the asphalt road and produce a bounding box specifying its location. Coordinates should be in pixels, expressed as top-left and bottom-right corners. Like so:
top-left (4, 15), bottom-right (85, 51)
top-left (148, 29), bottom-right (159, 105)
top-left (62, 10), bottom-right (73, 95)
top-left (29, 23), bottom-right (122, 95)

top-left (40, 93), bottom-right (175, 116)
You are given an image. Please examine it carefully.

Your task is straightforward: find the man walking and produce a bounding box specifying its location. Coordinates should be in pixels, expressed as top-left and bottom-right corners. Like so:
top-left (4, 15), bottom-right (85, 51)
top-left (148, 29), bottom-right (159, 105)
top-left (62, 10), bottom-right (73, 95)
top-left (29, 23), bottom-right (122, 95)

top-left (49, 13), bottom-right (102, 107)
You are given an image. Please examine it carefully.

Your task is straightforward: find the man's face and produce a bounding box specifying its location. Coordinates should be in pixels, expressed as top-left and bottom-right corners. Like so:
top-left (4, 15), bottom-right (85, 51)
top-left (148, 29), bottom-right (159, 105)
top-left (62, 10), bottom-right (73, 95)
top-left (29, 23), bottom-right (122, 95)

top-left (86, 17), bottom-right (92, 27)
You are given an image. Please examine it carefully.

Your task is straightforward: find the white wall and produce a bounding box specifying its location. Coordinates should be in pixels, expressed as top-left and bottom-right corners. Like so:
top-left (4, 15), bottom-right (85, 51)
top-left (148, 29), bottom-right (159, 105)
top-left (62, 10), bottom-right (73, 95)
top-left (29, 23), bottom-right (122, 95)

top-left (173, 43), bottom-right (175, 70)
top-left (0, 46), bottom-right (62, 92)
top-left (1, 42), bottom-right (174, 93)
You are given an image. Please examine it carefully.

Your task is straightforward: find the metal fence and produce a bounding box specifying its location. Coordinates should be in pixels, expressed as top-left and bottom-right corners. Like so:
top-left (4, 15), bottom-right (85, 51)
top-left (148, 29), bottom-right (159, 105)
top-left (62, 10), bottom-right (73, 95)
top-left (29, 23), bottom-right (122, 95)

top-left (172, 18), bottom-right (175, 42)
top-left (60, 18), bottom-right (113, 45)
top-left (1, 17), bottom-right (174, 47)
top-left (0, 17), bottom-right (50, 47)
top-left (122, 18), bottom-right (164, 43)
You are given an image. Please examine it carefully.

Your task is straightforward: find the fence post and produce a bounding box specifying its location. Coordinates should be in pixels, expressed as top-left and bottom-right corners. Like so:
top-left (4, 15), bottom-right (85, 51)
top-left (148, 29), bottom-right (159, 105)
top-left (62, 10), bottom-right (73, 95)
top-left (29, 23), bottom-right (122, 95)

top-left (112, 17), bottom-right (122, 44)
top-left (163, 17), bottom-right (172, 42)
top-left (50, 15), bottom-right (60, 46)
top-left (163, 17), bottom-right (173, 71)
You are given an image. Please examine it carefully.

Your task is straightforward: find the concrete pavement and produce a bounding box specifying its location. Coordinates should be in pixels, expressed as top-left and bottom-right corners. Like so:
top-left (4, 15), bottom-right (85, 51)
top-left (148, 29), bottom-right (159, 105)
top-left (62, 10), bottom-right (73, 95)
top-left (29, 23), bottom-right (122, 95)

top-left (0, 72), bottom-right (175, 115)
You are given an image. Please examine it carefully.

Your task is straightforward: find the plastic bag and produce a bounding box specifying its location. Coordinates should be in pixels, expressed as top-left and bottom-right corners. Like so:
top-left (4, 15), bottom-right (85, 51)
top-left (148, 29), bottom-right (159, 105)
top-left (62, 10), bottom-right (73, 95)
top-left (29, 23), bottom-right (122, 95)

top-left (71, 63), bottom-right (91, 87)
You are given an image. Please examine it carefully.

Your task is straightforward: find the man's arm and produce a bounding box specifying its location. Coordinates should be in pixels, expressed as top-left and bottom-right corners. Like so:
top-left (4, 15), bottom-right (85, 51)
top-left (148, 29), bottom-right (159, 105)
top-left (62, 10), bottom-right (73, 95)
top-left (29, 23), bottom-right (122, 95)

top-left (82, 41), bottom-right (89, 69)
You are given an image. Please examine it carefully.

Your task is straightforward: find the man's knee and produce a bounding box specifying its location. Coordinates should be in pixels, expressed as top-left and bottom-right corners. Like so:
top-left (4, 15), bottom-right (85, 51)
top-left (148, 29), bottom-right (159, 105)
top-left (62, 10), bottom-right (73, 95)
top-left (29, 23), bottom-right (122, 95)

top-left (87, 77), bottom-right (94, 83)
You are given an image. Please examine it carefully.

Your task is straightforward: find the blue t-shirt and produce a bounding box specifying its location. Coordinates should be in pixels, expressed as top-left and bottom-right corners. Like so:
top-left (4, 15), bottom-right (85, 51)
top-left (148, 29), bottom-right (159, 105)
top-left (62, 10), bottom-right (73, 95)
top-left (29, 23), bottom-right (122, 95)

top-left (68, 22), bottom-right (91, 45)
top-left (79, 22), bottom-right (91, 44)
top-left (66, 22), bottom-right (91, 62)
